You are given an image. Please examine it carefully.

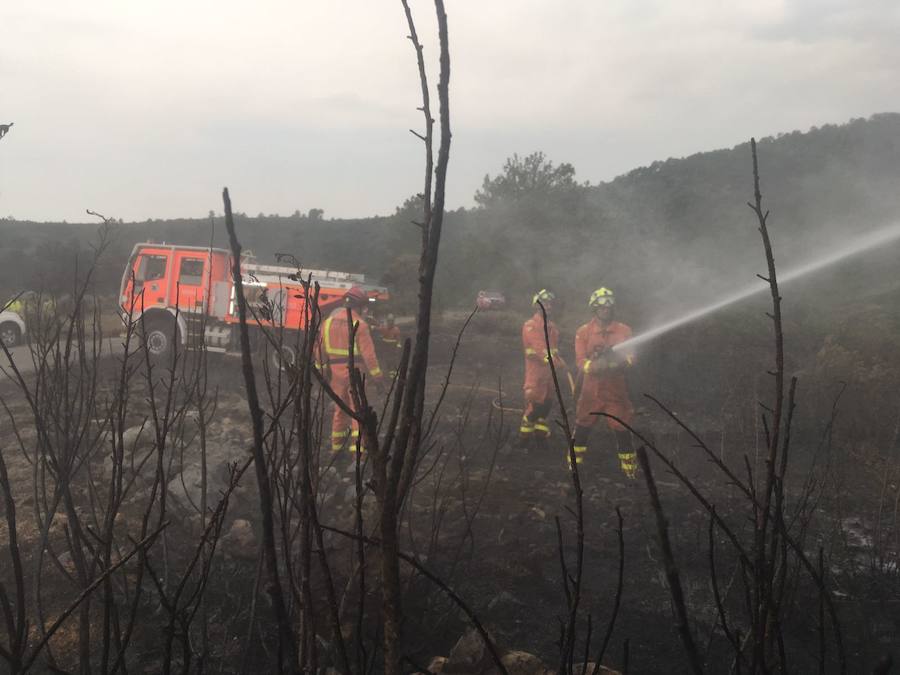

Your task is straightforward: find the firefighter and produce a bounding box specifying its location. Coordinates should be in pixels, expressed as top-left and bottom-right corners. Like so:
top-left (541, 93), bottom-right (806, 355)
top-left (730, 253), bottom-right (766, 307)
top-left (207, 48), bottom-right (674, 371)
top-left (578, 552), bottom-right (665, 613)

top-left (520, 289), bottom-right (566, 447)
top-left (5, 297), bottom-right (23, 315)
top-left (571, 287), bottom-right (637, 478)
top-left (378, 314), bottom-right (402, 349)
top-left (319, 286), bottom-right (384, 454)
top-left (376, 313), bottom-right (403, 378)
top-left (6, 291), bottom-right (39, 317)
top-left (8, 291), bottom-right (52, 327)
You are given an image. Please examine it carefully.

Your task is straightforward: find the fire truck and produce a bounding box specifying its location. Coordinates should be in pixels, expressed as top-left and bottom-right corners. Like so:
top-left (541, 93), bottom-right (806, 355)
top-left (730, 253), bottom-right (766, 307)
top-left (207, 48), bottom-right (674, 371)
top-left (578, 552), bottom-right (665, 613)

top-left (118, 243), bottom-right (388, 364)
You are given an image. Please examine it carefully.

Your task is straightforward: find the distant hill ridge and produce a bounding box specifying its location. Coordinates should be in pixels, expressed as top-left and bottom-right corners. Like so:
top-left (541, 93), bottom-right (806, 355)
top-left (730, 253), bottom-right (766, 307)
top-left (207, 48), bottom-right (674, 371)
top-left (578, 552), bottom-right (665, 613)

top-left (3, 113), bottom-right (900, 312)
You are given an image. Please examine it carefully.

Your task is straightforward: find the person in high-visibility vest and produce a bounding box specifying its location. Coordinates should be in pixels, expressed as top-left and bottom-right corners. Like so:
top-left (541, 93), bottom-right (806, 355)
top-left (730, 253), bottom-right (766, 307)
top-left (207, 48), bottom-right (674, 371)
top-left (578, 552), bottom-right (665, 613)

top-left (5, 298), bottom-right (24, 315)
top-left (572, 287), bottom-right (637, 477)
top-left (520, 289), bottom-right (567, 447)
top-left (376, 313), bottom-right (403, 378)
top-left (318, 286), bottom-right (384, 453)
top-left (6, 291), bottom-right (53, 326)
top-left (377, 313), bottom-right (401, 348)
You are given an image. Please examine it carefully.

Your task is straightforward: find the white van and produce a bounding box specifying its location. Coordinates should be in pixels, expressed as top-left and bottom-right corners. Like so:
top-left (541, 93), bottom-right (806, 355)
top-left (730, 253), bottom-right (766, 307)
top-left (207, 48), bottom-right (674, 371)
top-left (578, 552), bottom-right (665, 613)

top-left (0, 309), bottom-right (26, 347)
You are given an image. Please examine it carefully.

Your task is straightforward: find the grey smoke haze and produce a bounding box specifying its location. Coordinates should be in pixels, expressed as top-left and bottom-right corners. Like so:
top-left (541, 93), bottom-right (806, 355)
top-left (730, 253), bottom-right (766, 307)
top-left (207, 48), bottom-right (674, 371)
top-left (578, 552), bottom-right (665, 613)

top-left (2, 1), bottom-right (899, 223)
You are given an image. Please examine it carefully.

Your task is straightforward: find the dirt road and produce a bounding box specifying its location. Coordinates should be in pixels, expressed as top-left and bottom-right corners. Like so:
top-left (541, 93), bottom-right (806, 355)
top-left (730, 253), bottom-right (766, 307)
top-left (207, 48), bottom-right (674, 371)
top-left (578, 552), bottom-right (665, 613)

top-left (0, 336), bottom-right (124, 376)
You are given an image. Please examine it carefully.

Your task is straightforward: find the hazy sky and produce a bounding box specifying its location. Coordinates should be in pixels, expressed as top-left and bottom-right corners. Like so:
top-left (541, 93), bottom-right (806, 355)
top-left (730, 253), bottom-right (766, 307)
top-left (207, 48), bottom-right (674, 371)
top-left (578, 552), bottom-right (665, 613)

top-left (2, 1), bottom-right (899, 223)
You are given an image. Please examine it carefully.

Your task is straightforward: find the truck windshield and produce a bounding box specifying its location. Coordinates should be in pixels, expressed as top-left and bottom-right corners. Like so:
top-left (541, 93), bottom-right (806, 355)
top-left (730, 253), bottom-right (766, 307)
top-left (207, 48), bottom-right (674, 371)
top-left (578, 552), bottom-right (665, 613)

top-left (137, 255), bottom-right (168, 282)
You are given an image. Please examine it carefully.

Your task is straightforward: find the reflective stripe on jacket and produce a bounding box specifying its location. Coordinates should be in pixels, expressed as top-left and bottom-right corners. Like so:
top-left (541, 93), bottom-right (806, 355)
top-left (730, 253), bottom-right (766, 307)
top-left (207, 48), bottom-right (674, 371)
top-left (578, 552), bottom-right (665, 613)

top-left (319, 307), bottom-right (382, 377)
top-left (379, 325), bottom-right (402, 347)
top-left (522, 312), bottom-right (560, 366)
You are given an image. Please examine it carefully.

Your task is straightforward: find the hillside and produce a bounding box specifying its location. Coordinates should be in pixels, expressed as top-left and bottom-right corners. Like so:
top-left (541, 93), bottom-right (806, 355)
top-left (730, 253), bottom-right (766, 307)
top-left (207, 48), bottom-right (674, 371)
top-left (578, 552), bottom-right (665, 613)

top-left (448, 114), bottom-right (900, 322)
top-left (593, 113), bottom-right (900, 302)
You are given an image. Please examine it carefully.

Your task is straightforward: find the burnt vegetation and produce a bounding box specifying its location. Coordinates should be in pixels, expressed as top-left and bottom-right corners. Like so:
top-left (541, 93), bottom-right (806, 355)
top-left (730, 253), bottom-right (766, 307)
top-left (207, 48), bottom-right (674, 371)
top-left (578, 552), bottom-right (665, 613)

top-left (2, 7), bottom-right (900, 675)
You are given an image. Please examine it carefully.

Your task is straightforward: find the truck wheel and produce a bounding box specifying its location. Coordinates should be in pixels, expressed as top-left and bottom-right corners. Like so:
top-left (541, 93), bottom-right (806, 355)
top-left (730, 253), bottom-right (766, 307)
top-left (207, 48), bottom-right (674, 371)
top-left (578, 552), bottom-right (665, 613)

top-left (271, 344), bottom-right (297, 372)
top-left (0, 322), bottom-right (21, 347)
top-left (143, 319), bottom-right (178, 360)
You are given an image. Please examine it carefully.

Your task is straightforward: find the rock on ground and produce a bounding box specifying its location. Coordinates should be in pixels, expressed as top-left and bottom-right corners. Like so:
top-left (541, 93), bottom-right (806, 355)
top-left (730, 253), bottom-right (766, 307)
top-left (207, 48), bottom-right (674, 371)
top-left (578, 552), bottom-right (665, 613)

top-left (220, 518), bottom-right (257, 559)
top-left (443, 628), bottom-right (500, 674)
top-left (433, 628), bottom-right (621, 675)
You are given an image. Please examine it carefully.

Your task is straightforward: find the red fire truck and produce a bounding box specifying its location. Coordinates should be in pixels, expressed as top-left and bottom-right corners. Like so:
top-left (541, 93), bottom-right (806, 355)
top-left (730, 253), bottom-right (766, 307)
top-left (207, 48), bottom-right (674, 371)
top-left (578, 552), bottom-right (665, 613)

top-left (118, 243), bottom-right (388, 364)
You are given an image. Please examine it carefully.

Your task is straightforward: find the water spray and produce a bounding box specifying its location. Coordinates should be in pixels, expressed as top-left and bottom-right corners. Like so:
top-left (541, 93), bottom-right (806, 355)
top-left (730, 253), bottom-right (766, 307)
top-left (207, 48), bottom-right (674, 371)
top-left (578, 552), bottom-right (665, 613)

top-left (614, 220), bottom-right (900, 352)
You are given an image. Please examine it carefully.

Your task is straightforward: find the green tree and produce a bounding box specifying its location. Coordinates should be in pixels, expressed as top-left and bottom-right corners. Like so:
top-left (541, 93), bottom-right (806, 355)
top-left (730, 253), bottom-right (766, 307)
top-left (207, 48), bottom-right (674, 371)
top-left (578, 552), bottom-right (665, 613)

top-left (474, 151), bottom-right (582, 207)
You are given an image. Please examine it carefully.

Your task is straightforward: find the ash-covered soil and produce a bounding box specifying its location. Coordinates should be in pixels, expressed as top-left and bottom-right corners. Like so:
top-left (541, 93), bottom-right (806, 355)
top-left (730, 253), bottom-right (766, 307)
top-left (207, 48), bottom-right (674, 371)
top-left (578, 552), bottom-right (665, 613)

top-left (0, 312), bottom-right (897, 673)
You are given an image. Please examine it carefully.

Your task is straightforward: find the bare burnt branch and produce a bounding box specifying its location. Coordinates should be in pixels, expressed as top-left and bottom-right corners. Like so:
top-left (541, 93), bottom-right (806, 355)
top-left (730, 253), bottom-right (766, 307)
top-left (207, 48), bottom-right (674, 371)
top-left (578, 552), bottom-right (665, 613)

top-left (635, 446), bottom-right (704, 674)
top-left (707, 509), bottom-right (745, 667)
top-left (321, 524), bottom-right (508, 675)
top-left (591, 507), bottom-right (625, 675)
top-left (222, 187), bottom-right (298, 674)
top-left (644, 394), bottom-right (753, 499)
top-left (21, 521), bottom-right (169, 674)
top-left (593, 411), bottom-right (753, 567)
top-left (748, 137), bottom-right (785, 672)
top-left (599, 407), bottom-right (846, 670)
top-left (422, 306), bottom-right (478, 443)
top-left (535, 299), bottom-right (583, 675)
top-left (394, 0), bottom-right (452, 512)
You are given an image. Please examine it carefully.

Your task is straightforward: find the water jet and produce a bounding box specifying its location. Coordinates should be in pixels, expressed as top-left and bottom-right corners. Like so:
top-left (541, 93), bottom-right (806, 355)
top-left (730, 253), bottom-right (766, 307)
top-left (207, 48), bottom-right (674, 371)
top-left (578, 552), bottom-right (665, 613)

top-left (615, 221), bottom-right (900, 352)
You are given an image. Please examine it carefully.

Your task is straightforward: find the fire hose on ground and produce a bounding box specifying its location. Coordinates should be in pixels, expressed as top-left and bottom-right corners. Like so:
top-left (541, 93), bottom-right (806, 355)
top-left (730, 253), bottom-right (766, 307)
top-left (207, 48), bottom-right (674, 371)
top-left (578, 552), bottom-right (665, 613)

top-left (423, 369), bottom-right (577, 415)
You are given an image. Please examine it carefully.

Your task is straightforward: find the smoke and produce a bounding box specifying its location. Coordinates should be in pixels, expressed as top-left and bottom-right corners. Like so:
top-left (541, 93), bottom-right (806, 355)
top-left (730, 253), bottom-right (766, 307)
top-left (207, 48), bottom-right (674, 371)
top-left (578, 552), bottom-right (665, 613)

top-left (537, 117), bottom-right (900, 348)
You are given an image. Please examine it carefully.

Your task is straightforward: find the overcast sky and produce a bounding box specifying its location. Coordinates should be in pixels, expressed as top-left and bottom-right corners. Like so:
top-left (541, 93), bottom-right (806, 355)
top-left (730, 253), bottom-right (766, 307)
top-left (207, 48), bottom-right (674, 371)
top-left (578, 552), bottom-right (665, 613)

top-left (1, 1), bottom-right (899, 223)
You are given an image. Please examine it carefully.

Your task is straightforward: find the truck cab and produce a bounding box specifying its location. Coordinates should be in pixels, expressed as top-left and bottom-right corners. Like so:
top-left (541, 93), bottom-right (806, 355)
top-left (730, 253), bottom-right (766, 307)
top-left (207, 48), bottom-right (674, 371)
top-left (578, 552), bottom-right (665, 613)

top-left (119, 242), bottom-right (389, 363)
top-left (120, 243), bottom-right (234, 358)
top-left (121, 244), bottom-right (232, 317)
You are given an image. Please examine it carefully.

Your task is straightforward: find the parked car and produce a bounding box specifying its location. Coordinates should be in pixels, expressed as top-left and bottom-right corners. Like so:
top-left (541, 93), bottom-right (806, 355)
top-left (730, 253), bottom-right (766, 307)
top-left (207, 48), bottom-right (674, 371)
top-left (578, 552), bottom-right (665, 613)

top-left (476, 290), bottom-right (506, 310)
top-left (0, 309), bottom-right (26, 347)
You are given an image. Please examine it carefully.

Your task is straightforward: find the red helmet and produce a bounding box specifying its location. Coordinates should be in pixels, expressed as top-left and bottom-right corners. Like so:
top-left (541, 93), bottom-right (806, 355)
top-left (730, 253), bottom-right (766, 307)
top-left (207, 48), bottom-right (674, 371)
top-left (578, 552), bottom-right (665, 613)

top-left (344, 286), bottom-right (368, 306)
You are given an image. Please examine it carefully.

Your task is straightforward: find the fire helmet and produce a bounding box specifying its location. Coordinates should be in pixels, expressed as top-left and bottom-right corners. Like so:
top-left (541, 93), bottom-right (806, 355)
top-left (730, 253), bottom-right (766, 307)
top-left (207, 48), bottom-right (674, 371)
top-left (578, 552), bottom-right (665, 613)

top-left (532, 288), bottom-right (556, 306)
top-left (344, 286), bottom-right (368, 307)
top-left (589, 287), bottom-right (615, 307)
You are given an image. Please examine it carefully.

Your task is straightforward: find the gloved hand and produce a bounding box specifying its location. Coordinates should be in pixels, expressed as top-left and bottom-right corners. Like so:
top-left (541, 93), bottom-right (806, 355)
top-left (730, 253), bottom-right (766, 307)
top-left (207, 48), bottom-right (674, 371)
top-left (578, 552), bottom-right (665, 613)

top-left (588, 356), bottom-right (610, 375)
top-left (542, 353), bottom-right (559, 365)
top-left (606, 350), bottom-right (628, 370)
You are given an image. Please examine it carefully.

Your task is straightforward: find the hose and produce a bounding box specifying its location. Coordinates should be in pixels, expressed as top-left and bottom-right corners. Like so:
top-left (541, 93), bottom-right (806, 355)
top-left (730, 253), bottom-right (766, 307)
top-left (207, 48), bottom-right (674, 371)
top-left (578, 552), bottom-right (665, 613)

top-left (421, 379), bottom-right (523, 413)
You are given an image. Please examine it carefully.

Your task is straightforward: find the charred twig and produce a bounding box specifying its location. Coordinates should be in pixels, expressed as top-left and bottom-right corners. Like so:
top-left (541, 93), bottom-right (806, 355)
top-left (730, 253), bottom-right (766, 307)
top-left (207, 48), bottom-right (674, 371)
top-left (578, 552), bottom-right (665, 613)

top-left (0, 445), bottom-right (27, 670)
top-left (21, 522), bottom-right (169, 673)
top-left (644, 394), bottom-right (752, 498)
top-left (223, 187), bottom-right (298, 674)
top-left (747, 137), bottom-right (785, 671)
top-left (818, 547), bottom-right (826, 675)
top-left (554, 517), bottom-right (573, 608)
top-left (535, 299), bottom-right (582, 674)
top-left (594, 411), bottom-right (752, 567)
top-left (321, 524), bottom-right (508, 675)
top-left (600, 409), bottom-right (846, 671)
top-left (85, 209), bottom-right (115, 224)
top-left (707, 509), bottom-right (744, 666)
top-left (591, 507), bottom-right (625, 674)
top-left (393, 0), bottom-right (452, 516)
top-left (635, 446), bottom-right (704, 674)
top-left (422, 306), bottom-right (477, 441)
